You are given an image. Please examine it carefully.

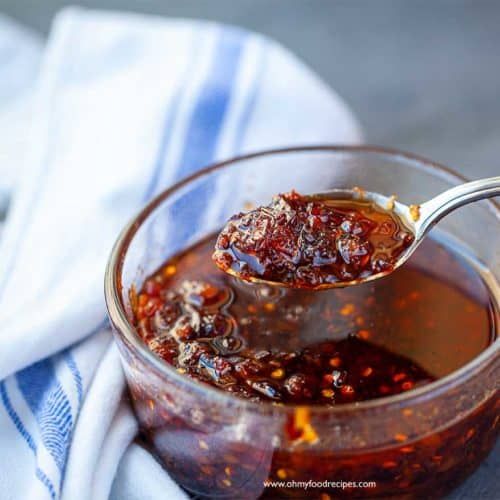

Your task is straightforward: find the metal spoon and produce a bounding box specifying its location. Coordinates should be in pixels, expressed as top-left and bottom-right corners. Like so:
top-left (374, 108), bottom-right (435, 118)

top-left (222, 176), bottom-right (500, 290)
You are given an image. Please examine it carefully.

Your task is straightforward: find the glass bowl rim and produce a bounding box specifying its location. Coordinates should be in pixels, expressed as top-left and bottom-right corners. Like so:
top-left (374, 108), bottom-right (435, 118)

top-left (104, 144), bottom-right (499, 417)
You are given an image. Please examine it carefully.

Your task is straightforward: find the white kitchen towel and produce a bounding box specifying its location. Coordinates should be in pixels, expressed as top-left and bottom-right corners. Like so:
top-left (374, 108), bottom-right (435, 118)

top-left (0, 7), bottom-right (361, 500)
top-left (0, 14), bottom-right (42, 233)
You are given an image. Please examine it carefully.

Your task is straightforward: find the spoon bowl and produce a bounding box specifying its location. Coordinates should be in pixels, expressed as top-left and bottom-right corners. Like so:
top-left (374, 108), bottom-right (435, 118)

top-left (220, 176), bottom-right (500, 290)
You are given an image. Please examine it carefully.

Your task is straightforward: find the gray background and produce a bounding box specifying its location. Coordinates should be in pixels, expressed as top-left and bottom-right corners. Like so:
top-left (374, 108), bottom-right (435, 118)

top-left (2, 1), bottom-right (499, 498)
top-left (3, 0), bottom-right (500, 179)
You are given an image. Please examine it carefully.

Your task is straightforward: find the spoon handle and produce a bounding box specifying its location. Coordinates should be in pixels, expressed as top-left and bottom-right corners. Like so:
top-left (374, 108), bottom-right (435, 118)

top-left (416, 176), bottom-right (500, 237)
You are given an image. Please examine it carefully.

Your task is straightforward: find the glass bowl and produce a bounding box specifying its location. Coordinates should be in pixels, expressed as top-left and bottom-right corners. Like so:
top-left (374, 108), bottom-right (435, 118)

top-left (105, 146), bottom-right (499, 499)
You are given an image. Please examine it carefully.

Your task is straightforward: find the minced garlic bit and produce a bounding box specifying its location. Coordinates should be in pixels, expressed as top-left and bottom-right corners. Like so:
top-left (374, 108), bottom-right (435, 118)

top-left (352, 186), bottom-right (367, 199)
top-left (386, 194), bottom-right (397, 211)
top-left (129, 284), bottom-right (138, 314)
top-left (409, 204), bottom-right (421, 222)
top-left (277, 468), bottom-right (287, 479)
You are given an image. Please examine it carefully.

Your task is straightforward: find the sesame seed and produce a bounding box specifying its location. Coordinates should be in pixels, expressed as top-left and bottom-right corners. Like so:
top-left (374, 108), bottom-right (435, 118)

top-left (277, 468), bottom-right (287, 479)
top-left (264, 302), bottom-right (276, 312)
top-left (340, 303), bottom-right (355, 316)
top-left (164, 265), bottom-right (177, 277)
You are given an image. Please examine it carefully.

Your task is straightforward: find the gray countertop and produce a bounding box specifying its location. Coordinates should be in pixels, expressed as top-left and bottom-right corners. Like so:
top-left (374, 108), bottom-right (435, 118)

top-left (2, 1), bottom-right (499, 498)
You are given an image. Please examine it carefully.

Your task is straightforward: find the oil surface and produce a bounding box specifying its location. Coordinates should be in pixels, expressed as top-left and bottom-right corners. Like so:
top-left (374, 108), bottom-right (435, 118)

top-left (133, 234), bottom-right (495, 403)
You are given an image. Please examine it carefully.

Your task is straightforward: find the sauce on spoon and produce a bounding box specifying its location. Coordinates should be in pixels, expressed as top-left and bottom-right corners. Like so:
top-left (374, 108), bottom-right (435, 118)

top-left (213, 190), bottom-right (414, 289)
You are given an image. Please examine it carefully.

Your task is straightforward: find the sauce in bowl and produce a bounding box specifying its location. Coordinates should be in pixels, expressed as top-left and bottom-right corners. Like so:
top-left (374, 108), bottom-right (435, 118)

top-left (134, 235), bottom-right (493, 404)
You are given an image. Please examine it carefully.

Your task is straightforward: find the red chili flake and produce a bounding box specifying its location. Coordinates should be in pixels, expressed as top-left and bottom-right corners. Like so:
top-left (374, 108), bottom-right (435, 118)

top-left (357, 329), bottom-right (371, 340)
top-left (383, 460), bottom-right (398, 468)
top-left (144, 279), bottom-right (162, 296)
top-left (143, 297), bottom-right (163, 317)
top-left (393, 373), bottom-right (407, 383)
top-left (400, 446), bottom-right (415, 453)
top-left (465, 428), bottom-right (476, 441)
top-left (329, 357), bottom-right (342, 368)
top-left (341, 384), bottom-right (355, 395)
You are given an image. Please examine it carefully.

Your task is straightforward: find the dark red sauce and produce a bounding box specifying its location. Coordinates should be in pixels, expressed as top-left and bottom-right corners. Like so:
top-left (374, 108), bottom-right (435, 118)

top-left (133, 235), bottom-right (493, 405)
top-left (212, 191), bottom-right (414, 288)
top-left (129, 227), bottom-right (497, 499)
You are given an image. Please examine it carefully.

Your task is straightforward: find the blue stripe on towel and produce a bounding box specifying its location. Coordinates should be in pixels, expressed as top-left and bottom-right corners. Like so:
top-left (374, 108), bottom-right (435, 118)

top-left (0, 380), bottom-right (37, 452)
top-left (176, 29), bottom-right (245, 178)
top-left (16, 359), bottom-right (73, 474)
top-left (142, 28), bottom-right (199, 202)
top-left (0, 28), bottom-right (254, 500)
top-left (36, 468), bottom-right (57, 500)
top-left (233, 39), bottom-right (266, 155)
top-left (63, 352), bottom-right (83, 407)
top-left (0, 380), bottom-right (57, 499)
top-left (143, 28), bottom-right (245, 260)
top-left (213, 37), bottom-right (265, 216)
top-left (171, 29), bottom-right (245, 248)
top-left (61, 316), bottom-right (110, 409)
top-left (142, 29), bottom-right (202, 267)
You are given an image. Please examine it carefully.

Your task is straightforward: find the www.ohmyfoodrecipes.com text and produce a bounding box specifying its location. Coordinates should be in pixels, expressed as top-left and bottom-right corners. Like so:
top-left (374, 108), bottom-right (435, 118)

top-left (263, 479), bottom-right (377, 490)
